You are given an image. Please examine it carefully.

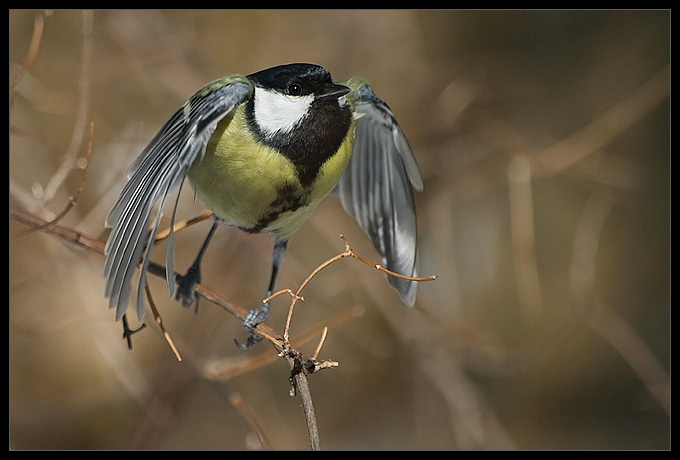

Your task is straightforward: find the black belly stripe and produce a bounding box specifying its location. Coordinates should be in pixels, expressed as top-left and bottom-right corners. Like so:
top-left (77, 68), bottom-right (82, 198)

top-left (243, 183), bottom-right (308, 234)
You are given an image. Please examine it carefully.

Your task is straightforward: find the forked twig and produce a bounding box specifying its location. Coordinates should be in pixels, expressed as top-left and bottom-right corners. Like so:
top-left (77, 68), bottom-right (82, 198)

top-left (281, 234), bottom-right (437, 344)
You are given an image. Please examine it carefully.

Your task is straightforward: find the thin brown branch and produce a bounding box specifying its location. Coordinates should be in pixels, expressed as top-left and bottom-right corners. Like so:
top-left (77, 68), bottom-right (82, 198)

top-left (204, 307), bottom-right (361, 381)
top-left (264, 234), bottom-right (439, 451)
top-left (9, 205), bottom-right (285, 349)
top-left (295, 371), bottom-right (320, 450)
top-left (153, 210), bottom-right (214, 244)
top-left (282, 234), bottom-right (437, 344)
top-left (311, 327), bottom-right (329, 361)
top-left (263, 288), bottom-right (303, 305)
top-left (341, 235), bottom-right (439, 282)
top-left (280, 348), bottom-right (321, 450)
top-left (145, 283), bottom-right (182, 362)
top-left (10, 206), bottom-right (106, 254)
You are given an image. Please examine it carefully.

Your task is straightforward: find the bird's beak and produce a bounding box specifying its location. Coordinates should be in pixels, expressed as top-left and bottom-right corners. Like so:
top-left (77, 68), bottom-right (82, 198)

top-left (319, 83), bottom-right (351, 99)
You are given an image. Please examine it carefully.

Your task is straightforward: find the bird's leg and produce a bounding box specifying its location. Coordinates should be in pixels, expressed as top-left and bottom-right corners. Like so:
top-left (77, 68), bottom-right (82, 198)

top-left (120, 314), bottom-right (147, 349)
top-left (236, 239), bottom-right (289, 349)
top-left (175, 221), bottom-right (218, 310)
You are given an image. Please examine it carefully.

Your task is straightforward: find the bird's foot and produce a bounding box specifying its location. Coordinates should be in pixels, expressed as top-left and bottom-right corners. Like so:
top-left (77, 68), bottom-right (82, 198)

top-left (175, 263), bottom-right (200, 310)
top-left (234, 302), bottom-right (271, 350)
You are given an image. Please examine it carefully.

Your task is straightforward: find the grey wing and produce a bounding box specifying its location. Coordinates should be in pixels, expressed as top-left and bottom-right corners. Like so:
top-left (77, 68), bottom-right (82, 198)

top-left (104, 77), bottom-right (252, 321)
top-left (337, 82), bottom-right (423, 306)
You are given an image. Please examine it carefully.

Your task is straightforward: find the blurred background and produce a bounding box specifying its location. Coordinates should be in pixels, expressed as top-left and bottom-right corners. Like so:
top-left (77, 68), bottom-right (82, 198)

top-left (9, 10), bottom-right (669, 450)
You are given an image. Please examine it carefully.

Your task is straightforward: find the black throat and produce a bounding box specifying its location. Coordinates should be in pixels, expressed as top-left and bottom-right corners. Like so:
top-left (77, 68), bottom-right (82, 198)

top-left (246, 97), bottom-right (352, 188)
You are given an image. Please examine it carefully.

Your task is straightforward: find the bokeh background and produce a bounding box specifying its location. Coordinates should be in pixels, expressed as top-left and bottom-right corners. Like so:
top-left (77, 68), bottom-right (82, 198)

top-left (9, 10), bottom-right (669, 450)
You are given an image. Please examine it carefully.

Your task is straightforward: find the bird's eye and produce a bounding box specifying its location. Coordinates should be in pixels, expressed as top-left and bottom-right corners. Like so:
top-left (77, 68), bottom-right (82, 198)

top-left (287, 84), bottom-right (302, 96)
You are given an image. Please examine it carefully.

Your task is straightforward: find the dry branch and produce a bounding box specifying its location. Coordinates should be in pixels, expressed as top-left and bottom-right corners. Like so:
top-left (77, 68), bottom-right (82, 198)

top-left (10, 205), bottom-right (437, 450)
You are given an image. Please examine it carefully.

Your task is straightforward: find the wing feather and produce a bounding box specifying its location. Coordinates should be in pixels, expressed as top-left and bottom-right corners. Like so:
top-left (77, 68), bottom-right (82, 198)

top-left (104, 77), bottom-right (252, 320)
top-left (338, 79), bottom-right (422, 306)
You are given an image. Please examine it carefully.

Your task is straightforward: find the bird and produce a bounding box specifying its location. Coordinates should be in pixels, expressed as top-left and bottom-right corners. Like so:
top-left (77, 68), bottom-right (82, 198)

top-left (104, 63), bottom-right (423, 348)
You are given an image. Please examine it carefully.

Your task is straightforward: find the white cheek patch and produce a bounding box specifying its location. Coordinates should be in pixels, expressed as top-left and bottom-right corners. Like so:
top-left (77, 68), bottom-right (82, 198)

top-left (253, 87), bottom-right (314, 136)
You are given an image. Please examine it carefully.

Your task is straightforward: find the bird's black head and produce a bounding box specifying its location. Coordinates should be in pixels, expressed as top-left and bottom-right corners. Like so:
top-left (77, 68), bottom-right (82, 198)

top-left (248, 63), bottom-right (347, 99)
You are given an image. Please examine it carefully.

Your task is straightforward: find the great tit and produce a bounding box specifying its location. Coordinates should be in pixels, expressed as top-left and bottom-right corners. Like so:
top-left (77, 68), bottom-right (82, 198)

top-left (104, 63), bottom-right (423, 348)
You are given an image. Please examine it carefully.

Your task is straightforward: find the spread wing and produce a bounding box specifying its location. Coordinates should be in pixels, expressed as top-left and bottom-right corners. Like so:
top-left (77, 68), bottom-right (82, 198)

top-left (337, 78), bottom-right (423, 306)
top-left (104, 76), bottom-right (252, 321)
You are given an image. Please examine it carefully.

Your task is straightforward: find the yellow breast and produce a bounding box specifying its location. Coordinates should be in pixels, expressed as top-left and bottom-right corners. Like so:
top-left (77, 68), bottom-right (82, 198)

top-left (188, 105), bottom-right (355, 239)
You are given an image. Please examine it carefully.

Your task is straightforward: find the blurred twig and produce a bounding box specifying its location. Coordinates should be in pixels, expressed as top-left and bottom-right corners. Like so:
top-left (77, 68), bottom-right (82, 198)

top-left (11, 122), bottom-right (95, 237)
top-left (503, 62), bottom-right (670, 323)
top-left (461, 64), bottom-right (670, 204)
top-left (533, 65), bottom-right (670, 176)
top-left (41, 10), bottom-right (93, 205)
top-left (227, 392), bottom-right (273, 450)
top-left (9, 10), bottom-right (94, 217)
top-left (568, 189), bottom-right (614, 318)
top-left (507, 155), bottom-right (543, 321)
top-left (10, 206), bottom-right (106, 254)
top-left (587, 302), bottom-right (670, 416)
top-left (9, 10), bottom-right (49, 102)
top-left (455, 64), bottom-right (671, 381)
top-left (571, 191), bottom-right (670, 415)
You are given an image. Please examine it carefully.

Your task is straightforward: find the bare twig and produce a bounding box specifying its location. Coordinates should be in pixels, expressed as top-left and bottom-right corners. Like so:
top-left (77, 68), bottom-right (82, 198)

top-left (286, 351), bottom-right (321, 450)
top-left (9, 206), bottom-right (279, 341)
top-left (311, 327), bottom-right (329, 361)
top-left (10, 206), bottom-right (106, 254)
top-left (153, 210), bottom-right (214, 243)
top-left (282, 234), bottom-right (437, 344)
top-left (265, 235), bottom-right (437, 450)
top-left (204, 307), bottom-right (361, 381)
top-left (341, 235), bottom-right (438, 282)
top-left (145, 283), bottom-right (182, 362)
